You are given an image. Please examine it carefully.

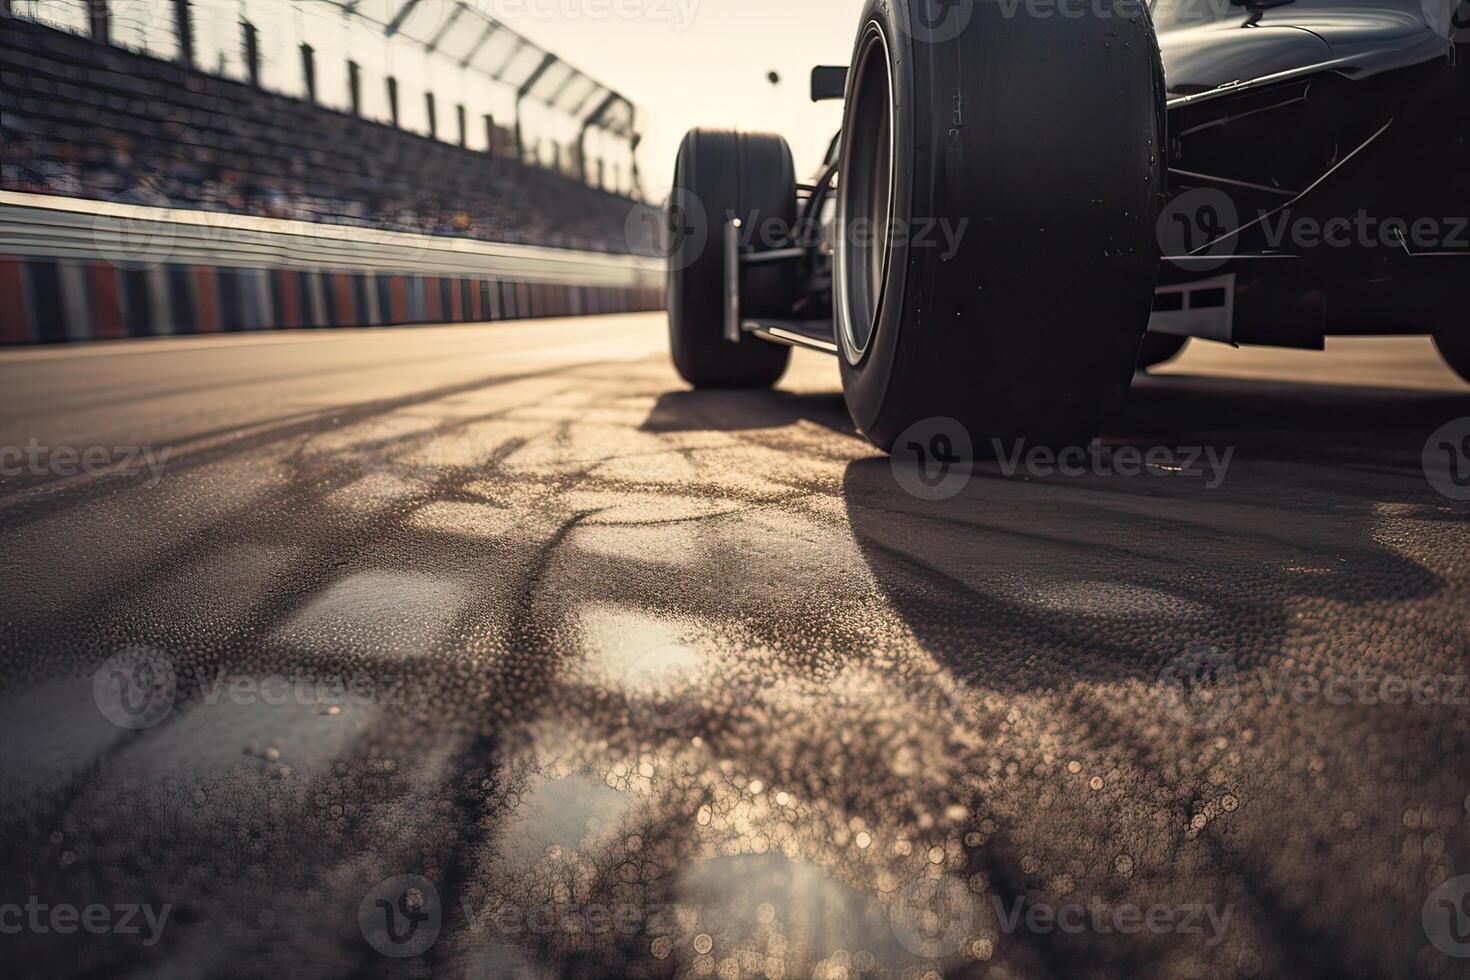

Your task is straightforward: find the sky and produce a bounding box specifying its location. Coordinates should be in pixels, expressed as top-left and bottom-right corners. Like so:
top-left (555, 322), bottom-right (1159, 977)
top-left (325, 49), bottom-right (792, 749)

top-left (499, 0), bottom-right (862, 194)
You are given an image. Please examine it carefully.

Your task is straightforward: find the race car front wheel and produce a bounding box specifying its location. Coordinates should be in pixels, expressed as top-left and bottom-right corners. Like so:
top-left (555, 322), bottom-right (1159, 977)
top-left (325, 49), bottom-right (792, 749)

top-left (667, 129), bottom-right (795, 389)
top-left (835, 0), bottom-right (1167, 453)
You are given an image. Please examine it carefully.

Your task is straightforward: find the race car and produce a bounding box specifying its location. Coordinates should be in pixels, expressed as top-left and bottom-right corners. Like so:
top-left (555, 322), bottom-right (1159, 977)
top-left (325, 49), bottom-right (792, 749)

top-left (664, 0), bottom-right (1470, 454)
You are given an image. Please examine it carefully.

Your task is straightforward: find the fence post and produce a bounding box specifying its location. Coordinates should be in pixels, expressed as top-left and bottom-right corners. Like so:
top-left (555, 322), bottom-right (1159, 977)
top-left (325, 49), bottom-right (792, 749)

top-left (87, 0), bottom-right (109, 44)
top-left (301, 43), bottom-right (316, 103)
top-left (242, 20), bottom-right (259, 88)
top-left (348, 61), bottom-right (361, 116)
top-left (173, 0), bottom-right (193, 67)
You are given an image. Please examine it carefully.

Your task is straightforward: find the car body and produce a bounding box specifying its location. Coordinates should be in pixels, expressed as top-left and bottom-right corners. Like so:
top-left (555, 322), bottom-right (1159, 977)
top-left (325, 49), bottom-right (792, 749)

top-left (1152, 0), bottom-right (1470, 351)
top-left (668, 0), bottom-right (1470, 456)
top-left (784, 0), bottom-right (1469, 356)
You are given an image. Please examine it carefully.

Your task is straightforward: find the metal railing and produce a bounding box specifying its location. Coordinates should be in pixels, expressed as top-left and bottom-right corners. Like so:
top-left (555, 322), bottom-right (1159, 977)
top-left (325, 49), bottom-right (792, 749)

top-left (0, 191), bottom-right (663, 287)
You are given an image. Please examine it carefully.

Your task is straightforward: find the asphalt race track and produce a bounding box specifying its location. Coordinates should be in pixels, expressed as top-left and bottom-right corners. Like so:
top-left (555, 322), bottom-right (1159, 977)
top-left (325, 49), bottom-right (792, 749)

top-left (2, 314), bottom-right (1469, 980)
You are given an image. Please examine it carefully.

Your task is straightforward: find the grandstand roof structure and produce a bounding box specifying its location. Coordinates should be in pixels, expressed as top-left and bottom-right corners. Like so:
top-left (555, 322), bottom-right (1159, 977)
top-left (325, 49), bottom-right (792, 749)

top-left (333, 0), bottom-right (638, 141)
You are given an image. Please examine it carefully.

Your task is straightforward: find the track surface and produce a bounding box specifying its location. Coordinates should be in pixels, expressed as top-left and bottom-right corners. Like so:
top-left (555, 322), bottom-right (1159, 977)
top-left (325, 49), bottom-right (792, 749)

top-left (2, 314), bottom-right (1469, 979)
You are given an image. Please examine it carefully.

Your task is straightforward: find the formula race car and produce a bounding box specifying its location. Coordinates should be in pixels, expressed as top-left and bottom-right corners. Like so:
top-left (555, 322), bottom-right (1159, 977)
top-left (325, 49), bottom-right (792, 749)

top-left (664, 0), bottom-right (1470, 453)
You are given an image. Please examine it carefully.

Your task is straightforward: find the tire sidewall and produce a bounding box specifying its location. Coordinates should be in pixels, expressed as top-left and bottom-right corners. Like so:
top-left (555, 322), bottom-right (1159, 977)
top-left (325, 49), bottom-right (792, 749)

top-left (833, 0), bottom-right (1166, 453)
top-left (837, 0), bottom-right (917, 444)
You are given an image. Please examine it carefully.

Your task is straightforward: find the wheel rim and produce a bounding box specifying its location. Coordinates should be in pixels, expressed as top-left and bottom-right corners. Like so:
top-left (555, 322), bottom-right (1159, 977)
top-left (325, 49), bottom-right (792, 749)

top-left (836, 23), bottom-right (896, 366)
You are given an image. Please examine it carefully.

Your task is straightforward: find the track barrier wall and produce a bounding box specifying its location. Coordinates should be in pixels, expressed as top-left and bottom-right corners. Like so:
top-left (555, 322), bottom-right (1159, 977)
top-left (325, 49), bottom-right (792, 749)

top-left (0, 191), bottom-right (665, 343)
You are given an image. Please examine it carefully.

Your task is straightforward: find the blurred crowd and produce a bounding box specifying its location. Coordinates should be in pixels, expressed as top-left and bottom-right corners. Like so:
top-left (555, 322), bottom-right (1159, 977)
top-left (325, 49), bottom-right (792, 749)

top-left (1, 130), bottom-right (650, 252)
top-left (1, 20), bottom-right (657, 255)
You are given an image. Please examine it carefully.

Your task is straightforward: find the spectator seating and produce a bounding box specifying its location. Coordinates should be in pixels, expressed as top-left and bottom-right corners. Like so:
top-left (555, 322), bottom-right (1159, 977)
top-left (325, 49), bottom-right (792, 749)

top-left (0, 16), bottom-right (656, 255)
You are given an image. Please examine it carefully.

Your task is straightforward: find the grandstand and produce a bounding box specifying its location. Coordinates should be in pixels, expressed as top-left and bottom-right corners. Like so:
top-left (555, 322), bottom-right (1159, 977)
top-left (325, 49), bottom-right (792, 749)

top-left (2, 1), bottom-right (653, 253)
top-left (0, 1), bottom-right (663, 341)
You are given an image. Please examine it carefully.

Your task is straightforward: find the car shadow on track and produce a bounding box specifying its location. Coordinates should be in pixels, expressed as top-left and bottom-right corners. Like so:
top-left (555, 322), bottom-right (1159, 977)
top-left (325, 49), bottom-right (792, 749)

top-left (640, 388), bottom-right (855, 436)
top-left (835, 373), bottom-right (1470, 980)
top-left (842, 373), bottom-right (1470, 694)
top-left (1122, 372), bottom-right (1470, 466)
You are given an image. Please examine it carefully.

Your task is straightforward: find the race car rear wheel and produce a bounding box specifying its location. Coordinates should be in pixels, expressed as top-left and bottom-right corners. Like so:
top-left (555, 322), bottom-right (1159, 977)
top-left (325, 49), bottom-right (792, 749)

top-left (667, 129), bottom-right (794, 389)
top-left (835, 0), bottom-right (1167, 453)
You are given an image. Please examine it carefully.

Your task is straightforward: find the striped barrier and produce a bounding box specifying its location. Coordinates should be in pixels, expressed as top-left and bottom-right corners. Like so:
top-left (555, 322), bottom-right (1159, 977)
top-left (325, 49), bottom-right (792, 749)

top-left (0, 259), bottom-right (667, 342)
top-left (0, 191), bottom-right (666, 344)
